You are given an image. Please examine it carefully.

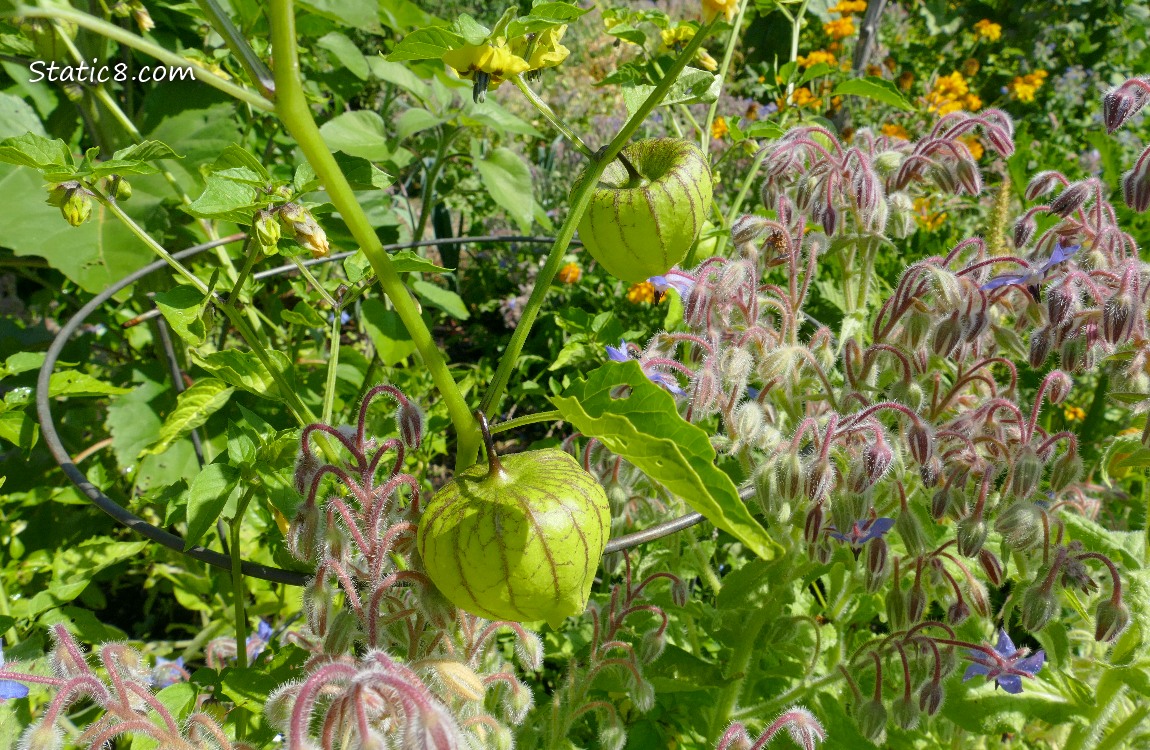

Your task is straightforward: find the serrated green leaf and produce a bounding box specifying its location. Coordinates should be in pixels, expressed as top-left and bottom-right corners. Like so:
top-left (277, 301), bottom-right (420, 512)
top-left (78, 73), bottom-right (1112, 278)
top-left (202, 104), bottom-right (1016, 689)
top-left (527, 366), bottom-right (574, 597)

top-left (623, 67), bottom-right (720, 116)
top-left (140, 379), bottom-right (234, 458)
top-left (412, 279), bottom-right (469, 319)
top-left (1062, 512), bottom-right (1144, 570)
top-left (185, 463), bottom-right (241, 549)
top-left (475, 146), bottom-right (533, 233)
top-left (154, 284), bottom-right (211, 347)
top-left (832, 76), bottom-right (915, 112)
top-left (48, 371), bottom-right (130, 397)
top-left (361, 298), bottom-right (416, 365)
top-left (387, 26), bottom-right (465, 62)
top-left (319, 110), bottom-right (394, 161)
top-left (0, 132), bottom-right (73, 172)
top-left (551, 361), bottom-right (776, 559)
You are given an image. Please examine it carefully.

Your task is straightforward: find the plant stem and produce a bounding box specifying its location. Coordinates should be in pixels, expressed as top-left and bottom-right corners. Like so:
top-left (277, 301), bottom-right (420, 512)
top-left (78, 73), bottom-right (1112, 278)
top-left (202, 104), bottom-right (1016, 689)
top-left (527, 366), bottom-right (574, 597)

top-left (709, 602), bottom-right (771, 740)
top-left (229, 486), bottom-right (255, 741)
top-left (480, 21), bottom-right (716, 421)
top-left (412, 127), bottom-right (458, 243)
top-left (290, 256), bottom-right (339, 308)
top-left (1065, 669), bottom-right (1124, 750)
top-left (700, 0), bottom-right (751, 154)
top-left (10, 4), bottom-right (274, 111)
top-left (512, 76), bottom-right (595, 158)
top-left (489, 410), bottom-right (562, 435)
top-left (1096, 703), bottom-right (1150, 750)
top-left (322, 308), bottom-right (341, 425)
top-left (266, 0), bottom-right (479, 470)
top-left (193, 0), bottom-right (275, 97)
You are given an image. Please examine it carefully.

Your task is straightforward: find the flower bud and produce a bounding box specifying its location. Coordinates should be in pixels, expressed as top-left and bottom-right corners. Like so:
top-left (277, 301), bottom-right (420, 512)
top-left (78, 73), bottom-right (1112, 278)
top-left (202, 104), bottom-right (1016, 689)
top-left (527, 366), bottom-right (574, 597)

top-left (1049, 450), bottom-right (1083, 492)
top-left (1103, 77), bottom-right (1150, 133)
top-left (600, 723), bottom-right (627, 750)
top-left (1095, 598), bottom-right (1131, 642)
top-left (397, 399), bottom-right (425, 450)
top-left (1013, 213), bottom-right (1037, 249)
top-left (865, 537), bottom-right (890, 593)
top-left (919, 455), bottom-right (942, 488)
top-left (803, 502), bottom-right (825, 545)
top-left (931, 312), bottom-right (962, 356)
top-left (733, 401), bottom-right (764, 445)
top-left (60, 186), bottom-right (93, 227)
top-left (1029, 327), bottom-right (1053, 368)
top-left (1103, 290), bottom-right (1137, 344)
top-left (1049, 181), bottom-right (1091, 217)
top-left (930, 485), bottom-right (954, 521)
top-left (1045, 370), bottom-right (1073, 404)
top-left (805, 457), bottom-right (834, 504)
top-left (955, 516), bottom-right (988, 557)
top-left (638, 626), bottom-right (667, 664)
top-left (279, 202), bottom-right (331, 258)
top-left (426, 659), bottom-right (486, 703)
top-left (111, 177), bottom-right (132, 201)
top-left (946, 597), bottom-right (971, 626)
top-left (1060, 334), bottom-right (1093, 373)
top-left (887, 585), bottom-right (907, 629)
top-left (1123, 147), bottom-right (1150, 212)
top-left (254, 209), bottom-right (281, 253)
top-left (995, 500), bottom-right (1043, 551)
top-left (901, 308), bottom-right (932, 351)
top-left (779, 451), bottom-right (806, 505)
top-left (887, 191), bottom-right (916, 238)
top-left (863, 438), bottom-right (895, 487)
top-left (856, 699), bottom-right (888, 742)
top-left (979, 549), bottom-right (1005, 587)
top-left (18, 721), bottom-right (63, 750)
top-left (906, 420), bottom-right (934, 466)
top-left (288, 501), bottom-right (322, 560)
top-left (1060, 555), bottom-right (1098, 595)
top-left (1010, 446), bottom-right (1044, 499)
top-left (918, 681), bottom-right (944, 716)
top-left (892, 694), bottom-right (919, 730)
top-left (954, 158), bottom-right (982, 196)
top-left (322, 609), bottom-right (359, 655)
top-left (1025, 171), bottom-right (1064, 201)
top-left (895, 510), bottom-right (929, 556)
top-left (874, 150), bottom-right (904, 174)
top-left (731, 215), bottom-right (769, 245)
top-left (1019, 583), bottom-right (1060, 632)
top-left (908, 583), bottom-right (927, 623)
top-left (718, 347), bottom-right (754, 392)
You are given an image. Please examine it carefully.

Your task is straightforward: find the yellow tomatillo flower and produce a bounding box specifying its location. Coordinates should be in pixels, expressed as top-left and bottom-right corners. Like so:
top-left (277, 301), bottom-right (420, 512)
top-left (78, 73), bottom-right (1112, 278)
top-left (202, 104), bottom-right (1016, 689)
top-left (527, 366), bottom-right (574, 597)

top-left (701, 0), bottom-right (738, 23)
top-left (442, 41), bottom-right (529, 102)
top-left (514, 25), bottom-right (570, 73)
top-left (660, 25), bottom-right (717, 70)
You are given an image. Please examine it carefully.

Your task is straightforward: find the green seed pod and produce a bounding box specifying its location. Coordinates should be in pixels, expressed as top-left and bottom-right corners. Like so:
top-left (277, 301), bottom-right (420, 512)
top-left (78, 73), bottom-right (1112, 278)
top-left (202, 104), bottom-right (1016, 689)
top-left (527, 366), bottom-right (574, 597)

top-left (418, 415), bottom-right (610, 628)
top-left (574, 138), bottom-right (713, 282)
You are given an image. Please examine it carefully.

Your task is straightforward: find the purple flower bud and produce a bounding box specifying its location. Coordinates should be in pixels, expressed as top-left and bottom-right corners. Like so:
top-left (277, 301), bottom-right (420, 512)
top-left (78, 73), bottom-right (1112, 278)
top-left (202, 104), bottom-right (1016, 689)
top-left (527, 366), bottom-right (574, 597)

top-left (1025, 171), bottom-right (1065, 201)
top-left (1060, 333), bottom-right (1094, 373)
top-left (919, 455), bottom-right (943, 488)
top-left (1049, 181), bottom-right (1092, 217)
top-left (822, 203), bottom-right (838, 236)
top-left (979, 549), bottom-right (1004, 587)
top-left (1045, 370), bottom-right (1073, 404)
top-left (397, 399), bottom-right (425, 450)
top-left (863, 437), bottom-right (895, 487)
top-left (1122, 145), bottom-right (1150, 211)
top-left (778, 450), bottom-right (805, 504)
top-left (865, 537), bottom-right (890, 593)
top-left (984, 122), bottom-right (1015, 157)
top-left (895, 510), bottom-right (929, 556)
top-left (906, 420), bottom-right (935, 466)
top-left (1013, 213), bottom-right (1037, 249)
top-left (918, 681), bottom-right (945, 716)
top-left (803, 502), bottom-right (825, 545)
top-left (805, 457), bottom-right (834, 504)
top-left (1029, 327), bottom-right (1053, 368)
top-left (288, 500), bottom-right (322, 561)
top-left (931, 312), bottom-right (963, 356)
top-left (1103, 290), bottom-right (1138, 345)
top-left (1103, 77), bottom-right (1150, 134)
top-left (908, 583), bottom-right (927, 622)
top-left (1060, 555), bottom-right (1099, 596)
top-left (930, 485), bottom-right (954, 521)
top-left (954, 157), bottom-right (983, 196)
top-left (1095, 599), bottom-right (1131, 642)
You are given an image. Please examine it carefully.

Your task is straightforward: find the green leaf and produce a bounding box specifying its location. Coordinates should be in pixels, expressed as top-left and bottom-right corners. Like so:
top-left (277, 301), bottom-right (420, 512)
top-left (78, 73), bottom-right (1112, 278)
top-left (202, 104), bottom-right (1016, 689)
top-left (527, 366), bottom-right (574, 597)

top-left (183, 174), bottom-right (264, 224)
top-left (475, 146), bottom-right (534, 233)
top-left (507, 2), bottom-right (590, 36)
top-left (298, 0), bottom-right (379, 30)
top-left (0, 409), bottom-right (37, 449)
top-left (191, 349), bottom-right (294, 399)
top-left (391, 249), bottom-right (451, 273)
top-left (832, 77), bottom-right (915, 112)
top-left (317, 31), bottom-right (371, 80)
top-left (211, 144), bottom-right (270, 182)
top-left (387, 26), bottom-right (465, 62)
top-left (0, 351), bottom-right (45, 378)
top-left (1062, 512), bottom-right (1144, 569)
top-left (360, 298), bottom-right (416, 365)
top-left (453, 14), bottom-right (491, 45)
top-left (0, 92), bottom-right (47, 139)
top-left (154, 284), bottom-right (212, 347)
top-left (281, 300), bottom-right (328, 328)
top-left (551, 361), bottom-right (776, 559)
top-left (412, 279), bottom-right (469, 319)
top-left (0, 132), bottom-right (73, 172)
top-left (460, 99), bottom-right (542, 138)
top-left (105, 375), bottom-right (167, 468)
top-left (320, 110), bottom-right (394, 161)
top-left (185, 463), bottom-right (241, 549)
top-left (395, 107), bottom-right (442, 140)
top-left (623, 67), bottom-right (720, 116)
top-left (48, 371), bottom-right (130, 398)
top-left (368, 58), bottom-right (431, 101)
top-left (140, 379), bottom-right (234, 458)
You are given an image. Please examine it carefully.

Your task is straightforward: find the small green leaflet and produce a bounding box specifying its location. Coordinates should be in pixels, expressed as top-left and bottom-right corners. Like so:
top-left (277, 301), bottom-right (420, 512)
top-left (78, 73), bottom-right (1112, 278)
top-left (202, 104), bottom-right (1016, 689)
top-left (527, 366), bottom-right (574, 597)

top-left (832, 76), bottom-right (915, 112)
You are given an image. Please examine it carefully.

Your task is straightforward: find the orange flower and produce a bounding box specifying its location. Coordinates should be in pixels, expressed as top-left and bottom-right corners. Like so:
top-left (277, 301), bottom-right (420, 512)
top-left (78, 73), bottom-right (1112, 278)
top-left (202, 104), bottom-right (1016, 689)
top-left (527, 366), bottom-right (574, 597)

top-left (881, 123), bottom-right (910, 140)
top-left (627, 281), bottom-right (656, 304)
top-left (961, 135), bottom-right (984, 160)
top-left (823, 17), bottom-right (856, 39)
top-left (557, 262), bottom-right (581, 284)
top-left (711, 115), bottom-right (729, 140)
top-left (797, 49), bottom-right (837, 69)
top-left (973, 19), bottom-right (1002, 42)
top-left (1064, 405), bottom-right (1086, 422)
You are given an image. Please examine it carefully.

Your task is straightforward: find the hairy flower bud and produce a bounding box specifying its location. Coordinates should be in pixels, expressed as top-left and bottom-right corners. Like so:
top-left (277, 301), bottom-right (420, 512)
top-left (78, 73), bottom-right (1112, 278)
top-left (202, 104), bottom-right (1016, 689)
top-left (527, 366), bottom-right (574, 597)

top-left (1103, 290), bottom-right (1138, 344)
top-left (1060, 334), bottom-right (1094, 373)
top-left (856, 699), bottom-right (888, 742)
top-left (397, 399), bottom-right (425, 449)
top-left (254, 208), bottom-right (281, 253)
top-left (18, 721), bottom-right (63, 750)
top-left (954, 157), bottom-right (982, 196)
top-left (863, 437), bottom-right (895, 488)
top-left (930, 485), bottom-right (953, 521)
top-left (733, 401), bottom-right (764, 446)
top-left (905, 420), bottom-right (934, 466)
top-left (1103, 77), bottom-right (1150, 134)
top-left (1019, 583), bottom-right (1060, 632)
top-left (901, 308), bottom-right (932, 351)
top-left (1049, 181), bottom-right (1092, 217)
top-left (1010, 446), bottom-right (1044, 499)
top-left (956, 516), bottom-right (988, 557)
top-left (995, 500), bottom-right (1043, 551)
top-left (947, 596), bottom-right (971, 626)
top-left (288, 500), bottom-right (321, 560)
top-left (731, 214), bottom-right (770, 245)
top-left (978, 549), bottom-right (1005, 587)
top-left (865, 537), bottom-right (890, 593)
top-left (1095, 598), bottom-right (1131, 642)
top-left (918, 681), bottom-right (945, 716)
top-left (1025, 171), bottom-right (1065, 201)
top-left (908, 583), bottom-right (927, 622)
top-left (887, 585), bottom-right (907, 629)
top-left (919, 455), bottom-right (942, 488)
top-left (1122, 146), bottom-right (1150, 212)
top-left (778, 450), bottom-right (805, 505)
top-left (1049, 450), bottom-right (1083, 492)
top-left (931, 312), bottom-right (963, 356)
top-left (1013, 212), bottom-right (1037, 249)
top-left (887, 191), bottom-right (916, 238)
top-left (1044, 370), bottom-right (1073, 405)
top-left (805, 457), bottom-right (834, 504)
top-left (1028, 327), bottom-right (1053, 368)
top-left (803, 501), bottom-right (825, 545)
top-left (892, 694), bottom-right (919, 730)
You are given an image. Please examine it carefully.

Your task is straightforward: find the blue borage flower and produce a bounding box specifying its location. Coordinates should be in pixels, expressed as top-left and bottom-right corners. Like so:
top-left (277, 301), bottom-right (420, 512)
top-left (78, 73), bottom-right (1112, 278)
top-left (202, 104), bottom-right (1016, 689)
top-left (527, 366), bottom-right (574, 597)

top-left (245, 619), bottom-right (274, 662)
top-left (963, 629), bottom-right (1045, 694)
top-left (826, 517), bottom-right (895, 546)
top-left (152, 656), bottom-right (189, 688)
top-left (648, 271), bottom-right (696, 298)
top-left (981, 242), bottom-right (1081, 293)
top-left (0, 642), bottom-right (29, 701)
top-left (605, 340), bottom-right (686, 396)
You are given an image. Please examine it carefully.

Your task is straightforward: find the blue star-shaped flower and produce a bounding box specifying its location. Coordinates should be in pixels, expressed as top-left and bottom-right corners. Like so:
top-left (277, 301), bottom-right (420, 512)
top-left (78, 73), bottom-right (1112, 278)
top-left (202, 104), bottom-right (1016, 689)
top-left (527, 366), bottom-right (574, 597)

top-left (981, 242), bottom-right (1081, 293)
top-left (963, 629), bottom-right (1045, 694)
top-left (245, 619), bottom-right (274, 661)
top-left (826, 517), bottom-right (895, 546)
top-left (0, 643), bottom-right (29, 701)
top-left (648, 272), bottom-right (695, 298)
top-left (152, 656), bottom-right (188, 688)
top-left (606, 339), bottom-right (631, 362)
top-left (603, 340), bottom-right (686, 396)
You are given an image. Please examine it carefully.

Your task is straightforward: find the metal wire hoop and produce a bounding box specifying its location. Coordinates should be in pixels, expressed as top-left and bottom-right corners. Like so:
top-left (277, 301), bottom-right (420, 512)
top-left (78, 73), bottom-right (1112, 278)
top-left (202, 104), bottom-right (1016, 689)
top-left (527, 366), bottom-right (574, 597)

top-left (36, 235), bottom-right (706, 586)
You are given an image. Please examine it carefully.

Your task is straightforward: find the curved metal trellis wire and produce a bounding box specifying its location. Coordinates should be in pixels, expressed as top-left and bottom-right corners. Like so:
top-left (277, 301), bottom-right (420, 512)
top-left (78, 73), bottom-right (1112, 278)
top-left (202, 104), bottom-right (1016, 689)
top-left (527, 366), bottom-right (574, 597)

top-left (37, 234), bottom-right (707, 586)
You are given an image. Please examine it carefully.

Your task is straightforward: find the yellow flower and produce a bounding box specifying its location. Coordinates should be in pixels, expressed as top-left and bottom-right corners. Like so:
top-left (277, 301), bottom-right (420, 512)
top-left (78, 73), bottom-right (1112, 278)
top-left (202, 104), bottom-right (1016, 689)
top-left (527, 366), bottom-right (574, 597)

top-left (961, 135), bottom-right (984, 160)
top-left (881, 123), bottom-right (910, 140)
top-left (913, 197), bottom-right (947, 231)
top-left (695, 48), bottom-right (719, 71)
top-left (924, 71), bottom-right (980, 115)
top-left (964, 93), bottom-right (982, 111)
top-left (1064, 405), bottom-right (1086, 422)
top-left (973, 19), bottom-right (1002, 42)
top-left (660, 25), bottom-right (696, 50)
top-left (701, 0), bottom-right (738, 23)
top-left (1007, 71), bottom-right (1047, 103)
top-left (829, 0), bottom-right (867, 13)
top-left (797, 49), bottom-right (837, 69)
top-left (442, 42), bottom-right (529, 88)
top-left (823, 17), bottom-right (856, 39)
top-left (557, 262), bottom-right (581, 284)
top-left (961, 58), bottom-right (980, 78)
top-left (627, 281), bottom-right (656, 304)
top-left (777, 86), bottom-right (822, 111)
top-left (710, 115), bottom-right (729, 140)
top-left (520, 25), bottom-right (570, 72)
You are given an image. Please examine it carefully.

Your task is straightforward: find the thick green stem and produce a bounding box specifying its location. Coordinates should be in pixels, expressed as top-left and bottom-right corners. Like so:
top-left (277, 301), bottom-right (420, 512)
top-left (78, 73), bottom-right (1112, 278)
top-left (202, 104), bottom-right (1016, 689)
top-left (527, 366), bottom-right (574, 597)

top-left (194, 0), bottom-right (275, 97)
top-left (1065, 669), bottom-right (1124, 750)
top-left (322, 308), bottom-right (341, 425)
top-left (266, 0), bottom-right (479, 470)
top-left (11, 4), bottom-right (274, 111)
top-left (709, 603), bottom-right (772, 740)
top-left (489, 409), bottom-right (562, 435)
top-left (480, 22), bottom-right (716, 420)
